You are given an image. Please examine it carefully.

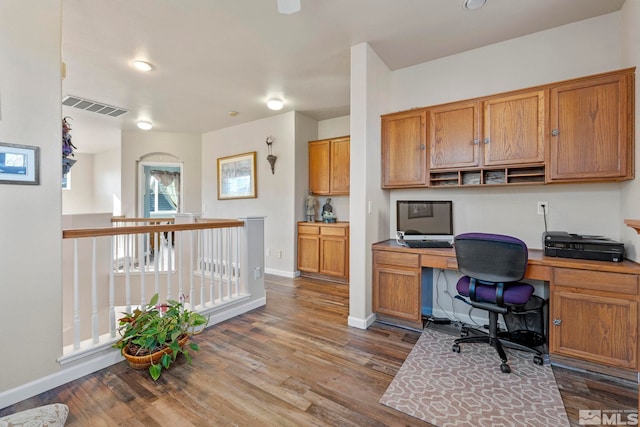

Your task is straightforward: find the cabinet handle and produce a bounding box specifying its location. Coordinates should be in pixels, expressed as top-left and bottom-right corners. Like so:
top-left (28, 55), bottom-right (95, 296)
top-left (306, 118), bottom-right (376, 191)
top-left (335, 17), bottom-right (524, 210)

top-left (552, 318), bottom-right (562, 326)
top-left (473, 139), bottom-right (479, 145)
top-left (551, 129), bottom-right (559, 136)
top-left (484, 138), bottom-right (490, 144)
top-left (419, 144), bottom-right (425, 150)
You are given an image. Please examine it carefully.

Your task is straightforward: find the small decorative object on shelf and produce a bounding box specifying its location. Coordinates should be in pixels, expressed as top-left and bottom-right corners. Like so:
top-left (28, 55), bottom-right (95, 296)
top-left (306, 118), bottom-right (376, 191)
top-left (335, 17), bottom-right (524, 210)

top-left (306, 192), bottom-right (316, 222)
top-left (266, 136), bottom-right (277, 174)
top-left (62, 117), bottom-right (77, 176)
top-left (113, 293), bottom-right (208, 380)
top-left (322, 198), bottom-right (336, 223)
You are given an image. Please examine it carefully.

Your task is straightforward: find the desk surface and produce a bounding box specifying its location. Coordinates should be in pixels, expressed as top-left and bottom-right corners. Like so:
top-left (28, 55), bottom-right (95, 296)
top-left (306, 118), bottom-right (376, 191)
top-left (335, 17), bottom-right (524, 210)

top-left (373, 239), bottom-right (640, 277)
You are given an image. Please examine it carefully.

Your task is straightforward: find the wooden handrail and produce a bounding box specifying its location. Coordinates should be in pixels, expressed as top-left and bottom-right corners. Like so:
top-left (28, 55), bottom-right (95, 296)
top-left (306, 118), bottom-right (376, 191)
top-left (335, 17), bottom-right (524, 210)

top-left (63, 219), bottom-right (244, 239)
top-left (111, 217), bottom-right (175, 224)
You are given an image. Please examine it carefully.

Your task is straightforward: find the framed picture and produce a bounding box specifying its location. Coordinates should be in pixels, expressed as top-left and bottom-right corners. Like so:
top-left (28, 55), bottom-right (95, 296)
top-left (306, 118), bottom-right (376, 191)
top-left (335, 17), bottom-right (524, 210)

top-left (217, 151), bottom-right (257, 200)
top-left (408, 202), bottom-right (433, 219)
top-left (0, 142), bottom-right (39, 185)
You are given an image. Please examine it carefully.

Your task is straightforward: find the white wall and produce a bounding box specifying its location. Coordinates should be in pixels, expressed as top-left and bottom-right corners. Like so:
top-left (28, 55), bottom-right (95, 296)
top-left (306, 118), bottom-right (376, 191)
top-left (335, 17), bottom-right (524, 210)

top-left (620, 0), bottom-right (640, 262)
top-left (384, 12), bottom-right (628, 250)
top-left (121, 130), bottom-right (202, 217)
top-left (203, 112), bottom-right (310, 276)
top-left (94, 148), bottom-right (121, 214)
top-left (0, 0), bottom-right (63, 391)
top-left (62, 152), bottom-right (94, 213)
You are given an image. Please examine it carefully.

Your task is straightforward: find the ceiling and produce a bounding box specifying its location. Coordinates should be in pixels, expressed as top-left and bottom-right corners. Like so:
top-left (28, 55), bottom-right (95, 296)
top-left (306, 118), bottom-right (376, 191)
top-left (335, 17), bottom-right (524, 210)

top-left (61, 0), bottom-right (626, 153)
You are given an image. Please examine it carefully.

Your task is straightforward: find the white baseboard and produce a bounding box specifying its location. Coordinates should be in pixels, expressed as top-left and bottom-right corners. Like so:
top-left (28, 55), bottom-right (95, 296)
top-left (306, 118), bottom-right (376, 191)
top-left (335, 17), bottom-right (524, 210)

top-left (347, 312), bottom-right (376, 330)
top-left (0, 297), bottom-right (267, 410)
top-left (264, 268), bottom-right (297, 278)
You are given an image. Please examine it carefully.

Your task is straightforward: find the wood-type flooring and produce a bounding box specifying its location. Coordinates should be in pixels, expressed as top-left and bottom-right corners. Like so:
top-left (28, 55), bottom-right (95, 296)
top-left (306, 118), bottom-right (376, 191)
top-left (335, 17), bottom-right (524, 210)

top-left (1, 275), bottom-right (637, 426)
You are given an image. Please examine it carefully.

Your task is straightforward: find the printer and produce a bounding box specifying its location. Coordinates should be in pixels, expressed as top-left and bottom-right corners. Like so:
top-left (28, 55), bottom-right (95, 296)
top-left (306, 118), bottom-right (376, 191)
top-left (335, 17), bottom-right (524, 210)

top-left (543, 231), bottom-right (625, 262)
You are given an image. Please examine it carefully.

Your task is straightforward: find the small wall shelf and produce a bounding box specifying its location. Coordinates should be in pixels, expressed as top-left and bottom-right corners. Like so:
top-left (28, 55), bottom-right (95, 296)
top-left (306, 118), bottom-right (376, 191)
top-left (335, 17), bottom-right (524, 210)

top-left (429, 165), bottom-right (545, 188)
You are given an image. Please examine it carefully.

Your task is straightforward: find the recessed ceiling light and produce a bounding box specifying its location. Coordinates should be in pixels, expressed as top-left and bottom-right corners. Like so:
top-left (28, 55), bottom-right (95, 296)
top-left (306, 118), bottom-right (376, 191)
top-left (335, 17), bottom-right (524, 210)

top-left (131, 60), bottom-right (153, 72)
top-left (137, 120), bottom-right (153, 130)
top-left (267, 98), bottom-right (284, 111)
top-left (464, 0), bottom-right (486, 10)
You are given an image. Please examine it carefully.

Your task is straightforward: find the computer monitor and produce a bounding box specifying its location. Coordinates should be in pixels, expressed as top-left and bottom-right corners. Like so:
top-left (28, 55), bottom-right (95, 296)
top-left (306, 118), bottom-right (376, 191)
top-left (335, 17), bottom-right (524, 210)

top-left (396, 200), bottom-right (453, 241)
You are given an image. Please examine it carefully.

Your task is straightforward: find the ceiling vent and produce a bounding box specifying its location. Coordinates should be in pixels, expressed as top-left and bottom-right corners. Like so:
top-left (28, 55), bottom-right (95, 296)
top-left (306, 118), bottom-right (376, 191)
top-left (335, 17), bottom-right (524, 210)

top-left (62, 95), bottom-right (128, 117)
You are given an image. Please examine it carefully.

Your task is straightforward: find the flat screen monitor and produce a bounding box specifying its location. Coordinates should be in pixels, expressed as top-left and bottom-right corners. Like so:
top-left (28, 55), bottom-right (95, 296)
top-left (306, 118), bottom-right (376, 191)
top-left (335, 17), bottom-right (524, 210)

top-left (396, 200), bottom-right (453, 241)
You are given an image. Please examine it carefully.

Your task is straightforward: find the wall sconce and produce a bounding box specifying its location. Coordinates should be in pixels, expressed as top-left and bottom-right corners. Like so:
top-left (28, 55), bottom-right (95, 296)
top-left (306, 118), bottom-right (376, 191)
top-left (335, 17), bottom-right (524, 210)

top-left (266, 136), bottom-right (277, 174)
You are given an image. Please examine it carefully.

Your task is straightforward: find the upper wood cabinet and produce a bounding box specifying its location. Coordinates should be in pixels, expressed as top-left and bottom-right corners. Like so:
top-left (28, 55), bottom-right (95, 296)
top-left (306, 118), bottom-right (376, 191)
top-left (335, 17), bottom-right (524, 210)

top-left (483, 90), bottom-right (545, 166)
top-left (380, 67), bottom-right (634, 189)
top-left (309, 136), bottom-right (350, 195)
top-left (429, 91), bottom-right (545, 170)
top-left (429, 101), bottom-right (480, 170)
top-left (548, 69), bottom-right (634, 182)
top-left (381, 109), bottom-right (428, 188)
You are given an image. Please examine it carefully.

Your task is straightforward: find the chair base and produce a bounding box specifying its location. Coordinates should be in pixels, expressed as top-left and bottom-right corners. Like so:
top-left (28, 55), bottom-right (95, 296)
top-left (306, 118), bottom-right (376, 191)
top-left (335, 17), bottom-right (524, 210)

top-left (452, 313), bottom-right (544, 373)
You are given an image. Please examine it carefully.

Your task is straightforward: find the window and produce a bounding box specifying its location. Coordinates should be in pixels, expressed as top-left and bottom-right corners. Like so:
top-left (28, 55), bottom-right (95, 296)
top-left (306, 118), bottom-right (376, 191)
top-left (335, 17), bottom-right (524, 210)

top-left (62, 172), bottom-right (70, 190)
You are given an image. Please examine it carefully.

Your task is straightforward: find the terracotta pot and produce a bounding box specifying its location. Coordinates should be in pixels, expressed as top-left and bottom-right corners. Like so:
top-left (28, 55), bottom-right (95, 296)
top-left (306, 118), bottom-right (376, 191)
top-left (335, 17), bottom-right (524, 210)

top-left (122, 334), bottom-right (189, 370)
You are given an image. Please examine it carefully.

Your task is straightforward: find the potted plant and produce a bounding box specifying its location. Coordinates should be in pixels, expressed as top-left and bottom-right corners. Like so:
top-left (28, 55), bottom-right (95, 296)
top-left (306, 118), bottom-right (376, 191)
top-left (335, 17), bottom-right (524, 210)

top-left (113, 293), bottom-right (208, 380)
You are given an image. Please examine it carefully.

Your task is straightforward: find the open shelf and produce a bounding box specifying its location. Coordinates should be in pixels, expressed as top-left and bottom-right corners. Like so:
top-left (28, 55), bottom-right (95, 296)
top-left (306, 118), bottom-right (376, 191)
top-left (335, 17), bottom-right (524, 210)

top-left (429, 165), bottom-right (545, 188)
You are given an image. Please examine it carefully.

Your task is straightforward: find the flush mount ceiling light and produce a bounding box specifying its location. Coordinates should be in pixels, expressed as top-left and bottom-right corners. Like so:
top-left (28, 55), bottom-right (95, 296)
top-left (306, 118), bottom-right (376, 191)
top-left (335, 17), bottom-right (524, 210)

top-left (277, 0), bottom-right (301, 14)
top-left (137, 120), bottom-right (153, 130)
top-left (463, 0), bottom-right (486, 10)
top-left (267, 98), bottom-right (284, 111)
top-left (131, 60), bottom-right (153, 72)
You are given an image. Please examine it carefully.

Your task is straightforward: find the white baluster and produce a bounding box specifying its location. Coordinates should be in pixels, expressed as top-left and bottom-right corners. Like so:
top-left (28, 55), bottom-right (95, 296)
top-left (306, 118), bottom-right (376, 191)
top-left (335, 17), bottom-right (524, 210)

top-left (91, 237), bottom-right (99, 344)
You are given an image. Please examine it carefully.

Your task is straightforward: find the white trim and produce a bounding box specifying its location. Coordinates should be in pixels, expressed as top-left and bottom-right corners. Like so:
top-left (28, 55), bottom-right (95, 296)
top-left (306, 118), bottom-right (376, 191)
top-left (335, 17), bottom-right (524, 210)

top-left (264, 268), bottom-right (297, 278)
top-left (347, 312), bottom-right (376, 329)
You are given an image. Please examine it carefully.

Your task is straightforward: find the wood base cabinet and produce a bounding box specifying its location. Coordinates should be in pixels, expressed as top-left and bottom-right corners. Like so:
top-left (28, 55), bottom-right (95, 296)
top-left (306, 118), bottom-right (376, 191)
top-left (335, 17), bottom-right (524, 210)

top-left (550, 268), bottom-right (638, 369)
top-left (372, 249), bottom-right (421, 323)
top-left (297, 222), bottom-right (349, 282)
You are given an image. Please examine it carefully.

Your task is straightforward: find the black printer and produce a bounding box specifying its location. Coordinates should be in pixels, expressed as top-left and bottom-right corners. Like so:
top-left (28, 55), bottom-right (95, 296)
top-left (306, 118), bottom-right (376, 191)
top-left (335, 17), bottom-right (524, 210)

top-left (543, 231), bottom-right (625, 262)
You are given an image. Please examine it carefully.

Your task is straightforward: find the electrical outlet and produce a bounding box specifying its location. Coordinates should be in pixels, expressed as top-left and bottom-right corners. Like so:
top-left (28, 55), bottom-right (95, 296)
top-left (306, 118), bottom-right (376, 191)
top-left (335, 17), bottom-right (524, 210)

top-left (537, 201), bottom-right (549, 215)
top-left (266, 248), bottom-right (271, 256)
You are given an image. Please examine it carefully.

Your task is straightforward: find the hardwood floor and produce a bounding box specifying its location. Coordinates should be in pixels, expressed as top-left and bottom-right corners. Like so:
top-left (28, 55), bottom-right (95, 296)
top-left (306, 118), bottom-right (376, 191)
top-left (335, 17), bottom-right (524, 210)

top-left (1, 275), bottom-right (637, 426)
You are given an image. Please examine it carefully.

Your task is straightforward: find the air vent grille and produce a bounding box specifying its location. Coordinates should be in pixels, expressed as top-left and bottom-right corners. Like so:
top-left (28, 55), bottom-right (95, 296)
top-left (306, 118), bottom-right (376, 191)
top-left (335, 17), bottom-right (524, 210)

top-left (62, 95), bottom-right (128, 117)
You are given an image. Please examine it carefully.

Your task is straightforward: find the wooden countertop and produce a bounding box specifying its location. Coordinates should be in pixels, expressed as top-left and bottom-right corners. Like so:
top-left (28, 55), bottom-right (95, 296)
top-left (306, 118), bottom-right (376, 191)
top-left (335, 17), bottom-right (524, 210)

top-left (372, 239), bottom-right (640, 275)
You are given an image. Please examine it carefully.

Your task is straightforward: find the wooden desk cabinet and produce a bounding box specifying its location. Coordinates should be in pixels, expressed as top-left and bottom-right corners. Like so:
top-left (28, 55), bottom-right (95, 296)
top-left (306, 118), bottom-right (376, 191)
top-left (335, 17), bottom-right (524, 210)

top-left (550, 268), bottom-right (638, 369)
top-left (372, 250), bottom-right (421, 324)
top-left (372, 240), bottom-right (640, 372)
top-left (297, 222), bottom-right (349, 282)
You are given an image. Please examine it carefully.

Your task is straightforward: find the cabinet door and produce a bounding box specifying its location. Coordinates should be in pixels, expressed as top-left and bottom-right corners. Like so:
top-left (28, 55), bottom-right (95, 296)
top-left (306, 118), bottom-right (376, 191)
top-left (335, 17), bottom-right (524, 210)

top-left (373, 265), bottom-right (421, 321)
top-left (429, 101), bottom-right (480, 170)
top-left (330, 137), bottom-right (350, 194)
top-left (550, 289), bottom-right (637, 369)
top-left (309, 140), bottom-right (330, 194)
top-left (483, 90), bottom-right (545, 166)
top-left (297, 234), bottom-right (320, 273)
top-left (549, 72), bottom-right (632, 181)
top-left (320, 236), bottom-right (348, 278)
top-left (381, 109), bottom-right (428, 188)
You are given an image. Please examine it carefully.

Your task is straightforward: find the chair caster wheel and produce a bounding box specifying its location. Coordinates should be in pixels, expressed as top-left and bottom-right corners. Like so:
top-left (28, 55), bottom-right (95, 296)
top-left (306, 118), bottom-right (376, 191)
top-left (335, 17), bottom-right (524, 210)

top-left (533, 355), bottom-right (544, 366)
top-left (460, 330), bottom-right (469, 337)
top-left (452, 344), bottom-right (460, 353)
top-left (500, 363), bottom-right (511, 373)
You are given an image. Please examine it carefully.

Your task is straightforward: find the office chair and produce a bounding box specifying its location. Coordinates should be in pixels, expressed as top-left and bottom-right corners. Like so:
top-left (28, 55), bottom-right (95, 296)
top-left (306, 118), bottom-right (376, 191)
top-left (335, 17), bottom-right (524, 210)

top-left (451, 232), bottom-right (544, 373)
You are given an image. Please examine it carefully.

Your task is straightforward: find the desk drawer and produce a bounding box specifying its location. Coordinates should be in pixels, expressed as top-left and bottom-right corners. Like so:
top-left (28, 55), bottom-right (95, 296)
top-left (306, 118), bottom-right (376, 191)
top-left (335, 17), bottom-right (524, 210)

top-left (374, 250), bottom-right (420, 268)
top-left (298, 225), bottom-right (319, 235)
top-left (553, 268), bottom-right (638, 295)
top-left (321, 226), bottom-right (346, 237)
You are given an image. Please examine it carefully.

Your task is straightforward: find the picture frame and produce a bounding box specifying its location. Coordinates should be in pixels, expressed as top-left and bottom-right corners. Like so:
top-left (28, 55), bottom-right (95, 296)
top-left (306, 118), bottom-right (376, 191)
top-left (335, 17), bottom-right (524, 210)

top-left (408, 202), bottom-right (433, 219)
top-left (0, 142), bottom-right (39, 185)
top-left (217, 151), bottom-right (257, 200)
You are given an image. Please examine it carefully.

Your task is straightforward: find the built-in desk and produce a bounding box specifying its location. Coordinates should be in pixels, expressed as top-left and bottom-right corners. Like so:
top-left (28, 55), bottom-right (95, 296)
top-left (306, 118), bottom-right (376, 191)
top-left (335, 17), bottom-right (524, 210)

top-left (372, 239), bottom-right (640, 373)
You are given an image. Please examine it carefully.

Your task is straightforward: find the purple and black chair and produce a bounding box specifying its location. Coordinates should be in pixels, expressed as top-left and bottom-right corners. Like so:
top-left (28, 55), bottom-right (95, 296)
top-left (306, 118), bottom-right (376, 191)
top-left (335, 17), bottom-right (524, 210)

top-left (451, 232), bottom-right (544, 373)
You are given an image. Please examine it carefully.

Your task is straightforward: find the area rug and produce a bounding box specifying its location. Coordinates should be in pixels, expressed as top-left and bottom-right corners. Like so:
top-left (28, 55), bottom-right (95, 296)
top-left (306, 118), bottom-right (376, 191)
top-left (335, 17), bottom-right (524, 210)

top-left (380, 327), bottom-right (569, 427)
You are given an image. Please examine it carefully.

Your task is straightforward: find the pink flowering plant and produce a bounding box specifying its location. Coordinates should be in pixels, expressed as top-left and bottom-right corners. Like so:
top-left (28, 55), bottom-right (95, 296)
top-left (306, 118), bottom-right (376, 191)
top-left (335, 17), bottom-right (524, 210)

top-left (62, 117), bottom-right (76, 158)
top-left (114, 293), bottom-right (208, 380)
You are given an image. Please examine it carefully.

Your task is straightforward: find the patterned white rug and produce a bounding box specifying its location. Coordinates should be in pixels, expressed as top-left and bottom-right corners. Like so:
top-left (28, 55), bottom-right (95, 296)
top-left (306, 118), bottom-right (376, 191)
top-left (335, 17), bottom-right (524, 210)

top-left (380, 327), bottom-right (569, 427)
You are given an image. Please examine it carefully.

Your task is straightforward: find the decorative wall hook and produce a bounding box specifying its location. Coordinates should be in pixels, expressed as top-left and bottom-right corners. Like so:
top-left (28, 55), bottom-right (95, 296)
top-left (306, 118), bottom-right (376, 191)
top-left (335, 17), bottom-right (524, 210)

top-left (266, 136), bottom-right (277, 174)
